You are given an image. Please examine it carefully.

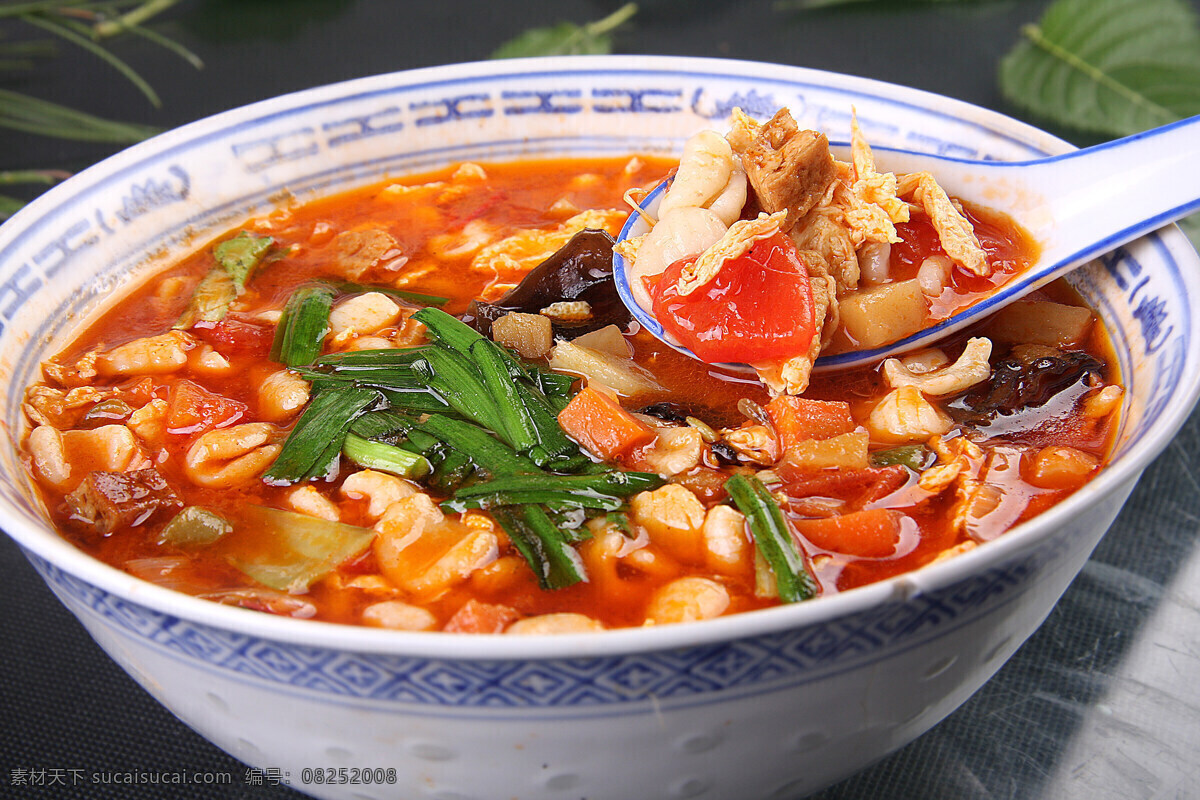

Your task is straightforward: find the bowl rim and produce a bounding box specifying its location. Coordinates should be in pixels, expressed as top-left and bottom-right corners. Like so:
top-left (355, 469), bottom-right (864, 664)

top-left (4, 54), bottom-right (1199, 662)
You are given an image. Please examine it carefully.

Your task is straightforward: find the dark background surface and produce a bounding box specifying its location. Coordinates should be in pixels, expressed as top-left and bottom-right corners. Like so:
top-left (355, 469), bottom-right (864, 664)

top-left (3, 1), bottom-right (1200, 798)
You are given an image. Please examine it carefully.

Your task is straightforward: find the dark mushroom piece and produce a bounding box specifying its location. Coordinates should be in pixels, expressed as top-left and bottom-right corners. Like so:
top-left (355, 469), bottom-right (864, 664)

top-left (465, 228), bottom-right (631, 337)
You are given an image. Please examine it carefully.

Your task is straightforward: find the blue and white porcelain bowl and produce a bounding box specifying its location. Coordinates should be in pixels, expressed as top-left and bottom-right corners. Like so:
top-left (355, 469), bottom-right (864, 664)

top-left (1, 57), bottom-right (1198, 800)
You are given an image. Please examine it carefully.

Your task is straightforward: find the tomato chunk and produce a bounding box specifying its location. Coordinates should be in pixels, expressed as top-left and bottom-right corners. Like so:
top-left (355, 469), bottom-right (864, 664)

top-left (192, 318), bottom-right (274, 356)
top-left (649, 232), bottom-right (816, 363)
top-left (166, 379), bottom-right (247, 435)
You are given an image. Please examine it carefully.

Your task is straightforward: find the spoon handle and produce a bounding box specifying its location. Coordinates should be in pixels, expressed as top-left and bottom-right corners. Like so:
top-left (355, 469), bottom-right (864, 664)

top-left (1025, 114), bottom-right (1200, 268)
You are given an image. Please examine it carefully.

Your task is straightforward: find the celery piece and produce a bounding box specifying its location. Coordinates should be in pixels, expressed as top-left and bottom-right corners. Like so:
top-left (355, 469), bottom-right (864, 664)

top-left (226, 505), bottom-right (376, 593)
top-left (174, 268), bottom-right (237, 328)
top-left (213, 231), bottom-right (273, 287)
top-left (158, 506), bottom-right (232, 546)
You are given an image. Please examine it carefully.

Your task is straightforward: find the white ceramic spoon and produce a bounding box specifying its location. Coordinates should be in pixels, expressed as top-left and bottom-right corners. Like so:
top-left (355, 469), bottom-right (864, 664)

top-left (613, 114), bottom-right (1200, 372)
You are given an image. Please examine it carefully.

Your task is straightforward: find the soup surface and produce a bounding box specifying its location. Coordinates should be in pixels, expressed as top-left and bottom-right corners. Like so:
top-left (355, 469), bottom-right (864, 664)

top-left (20, 135), bottom-right (1122, 633)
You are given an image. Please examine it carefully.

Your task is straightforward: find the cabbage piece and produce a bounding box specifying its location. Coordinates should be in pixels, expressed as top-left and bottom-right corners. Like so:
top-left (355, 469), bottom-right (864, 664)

top-left (225, 505), bottom-right (376, 593)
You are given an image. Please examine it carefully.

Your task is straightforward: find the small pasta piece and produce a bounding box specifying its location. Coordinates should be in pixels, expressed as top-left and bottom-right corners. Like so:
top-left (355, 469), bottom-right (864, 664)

top-left (644, 577), bottom-right (730, 625)
top-left (657, 130), bottom-right (735, 219)
top-left (897, 348), bottom-right (950, 375)
top-left (28, 424), bottom-right (143, 491)
top-left (858, 241), bottom-right (892, 285)
top-left (630, 484), bottom-right (707, 565)
top-left (341, 470), bottom-right (418, 521)
top-left (327, 292), bottom-right (403, 340)
top-left (374, 494), bottom-right (498, 600)
top-left (286, 485), bottom-right (339, 521)
top-left (257, 369), bottom-right (311, 422)
top-left (362, 600), bottom-right (437, 631)
top-left (183, 423), bottom-right (281, 488)
top-left (625, 207), bottom-right (729, 310)
top-left (917, 254), bottom-right (954, 297)
top-left (882, 337), bottom-right (992, 396)
top-left (506, 613), bottom-right (605, 635)
top-left (867, 386), bottom-right (954, 443)
top-left (95, 331), bottom-right (195, 377)
top-left (641, 426), bottom-right (704, 476)
top-left (127, 398), bottom-right (169, 449)
top-left (1082, 385), bottom-right (1124, 418)
top-left (1025, 446), bottom-right (1100, 490)
top-left (702, 504), bottom-right (750, 574)
top-left (188, 345), bottom-right (234, 378)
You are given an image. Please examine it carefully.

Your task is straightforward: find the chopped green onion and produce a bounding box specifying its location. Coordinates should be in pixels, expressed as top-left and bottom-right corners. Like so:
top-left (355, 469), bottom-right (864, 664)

top-left (412, 347), bottom-right (504, 432)
top-left (444, 489), bottom-right (625, 513)
top-left (377, 388), bottom-right (456, 415)
top-left (263, 386), bottom-right (380, 485)
top-left (725, 474), bottom-right (817, 603)
top-left (314, 347), bottom-right (432, 368)
top-left (426, 449), bottom-right (475, 494)
top-left (158, 506), bottom-right (232, 546)
top-left (270, 284), bottom-right (336, 367)
top-left (470, 338), bottom-right (539, 453)
top-left (349, 410), bottom-right (417, 440)
top-left (455, 471), bottom-right (662, 499)
top-left (411, 306), bottom-right (488, 357)
top-left (343, 432), bottom-right (430, 479)
top-left (419, 413), bottom-right (542, 477)
top-left (491, 506), bottom-right (586, 590)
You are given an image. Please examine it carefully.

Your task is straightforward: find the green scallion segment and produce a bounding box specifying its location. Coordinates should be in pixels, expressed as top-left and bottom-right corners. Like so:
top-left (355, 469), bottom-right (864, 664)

top-left (725, 474), bottom-right (817, 603)
top-left (271, 283), bottom-right (336, 367)
top-left (470, 338), bottom-right (540, 453)
top-left (491, 506), bottom-right (586, 590)
top-left (264, 387), bottom-right (380, 485)
top-left (412, 346), bottom-right (505, 432)
top-left (349, 410), bottom-right (417, 440)
top-left (419, 413), bottom-right (542, 477)
top-left (342, 432), bottom-right (430, 479)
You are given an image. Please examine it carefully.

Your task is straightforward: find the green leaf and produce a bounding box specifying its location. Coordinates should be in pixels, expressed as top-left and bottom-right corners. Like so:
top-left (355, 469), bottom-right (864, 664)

top-left (491, 3), bottom-right (637, 58)
top-left (999, 0), bottom-right (1200, 138)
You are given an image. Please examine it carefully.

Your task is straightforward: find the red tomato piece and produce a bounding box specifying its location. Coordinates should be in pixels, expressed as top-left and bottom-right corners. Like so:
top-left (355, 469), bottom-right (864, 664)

top-left (192, 318), bottom-right (274, 356)
top-left (166, 379), bottom-right (247, 435)
top-left (649, 232), bottom-right (816, 363)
